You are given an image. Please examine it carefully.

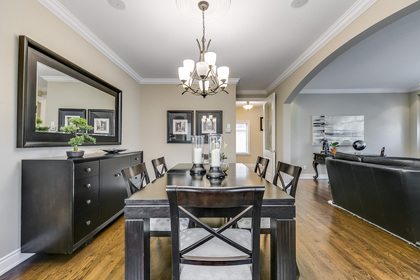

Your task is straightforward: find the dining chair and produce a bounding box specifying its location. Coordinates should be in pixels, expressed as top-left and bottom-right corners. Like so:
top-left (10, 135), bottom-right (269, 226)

top-left (121, 163), bottom-right (188, 236)
top-left (151, 156), bottom-right (168, 179)
top-left (166, 185), bottom-right (265, 280)
top-left (238, 161), bottom-right (302, 231)
top-left (254, 156), bottom-right (270, 179)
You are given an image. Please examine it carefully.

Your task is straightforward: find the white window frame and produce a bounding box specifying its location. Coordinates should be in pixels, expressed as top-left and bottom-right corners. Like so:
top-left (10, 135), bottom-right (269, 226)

top-left (236, 120), bottom-right (250, 155)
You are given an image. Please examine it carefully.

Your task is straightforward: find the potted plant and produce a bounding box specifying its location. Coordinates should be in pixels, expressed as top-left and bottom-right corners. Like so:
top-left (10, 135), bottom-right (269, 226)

top-left (35, 118), bottom-right (50, 132)
top-left (60, 117), bottom-right (96, 158)
top-left (330, 142), bottom-right (340, 155)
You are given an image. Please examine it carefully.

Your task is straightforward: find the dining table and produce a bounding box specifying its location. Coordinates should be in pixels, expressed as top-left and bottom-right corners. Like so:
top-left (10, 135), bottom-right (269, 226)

top-left (124, 163), bottom-right (296, 280)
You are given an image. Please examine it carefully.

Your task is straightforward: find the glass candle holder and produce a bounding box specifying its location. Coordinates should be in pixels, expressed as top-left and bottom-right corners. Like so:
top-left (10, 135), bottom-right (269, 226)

top-left (190, 136), bottom-right (206, 175)
top-left (206, 134), bottom-right (225, 180)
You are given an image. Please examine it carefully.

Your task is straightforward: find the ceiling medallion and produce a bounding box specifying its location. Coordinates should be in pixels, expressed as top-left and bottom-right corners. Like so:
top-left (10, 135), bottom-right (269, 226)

top-left (176, 0), bottom-right (231, 23)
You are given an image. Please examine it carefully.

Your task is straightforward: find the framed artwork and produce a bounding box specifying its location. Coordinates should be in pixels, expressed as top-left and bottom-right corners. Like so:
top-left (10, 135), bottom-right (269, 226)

top-left (167, 110), bottom-right (193, 143)
top-left (312, 115), bottom-right (364, 145)
top-left (195, 110), bottom-right (223, 143)
top-left (58, 108), bottom-right (86, 130)
top-left (88, 109), bottom-right (115, 136)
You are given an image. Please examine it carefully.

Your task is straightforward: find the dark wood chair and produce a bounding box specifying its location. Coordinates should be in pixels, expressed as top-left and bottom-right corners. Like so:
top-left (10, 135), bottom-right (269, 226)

top-left (121, 162), bottom-right (150, 196)
top-left (273, 161), bottom-right (302, 198)
top-left (151, 156), bottom-right (168, 179)
top-left (254, 156), bottom-right (269, 179)
top-left (166, 185), bottom-right (265, 280)
top-left (121, 163), bottom-right (188, 236)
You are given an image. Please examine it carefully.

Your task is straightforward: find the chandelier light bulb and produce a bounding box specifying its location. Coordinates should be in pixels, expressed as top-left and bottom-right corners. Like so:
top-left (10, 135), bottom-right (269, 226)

top-left (217, 66), bottom-right (229, 81)
top-left (178, 67), bottom-right (189, 81)
top-left (204, 52), bottom-right (217, 66)
top-left (183, 59), bottom-right (195, 73)
top-left (196, 61), bottom-right (209, 78)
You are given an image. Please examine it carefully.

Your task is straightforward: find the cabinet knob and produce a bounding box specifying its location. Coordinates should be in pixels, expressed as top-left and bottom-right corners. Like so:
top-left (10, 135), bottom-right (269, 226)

top-left (86, 199), bottom-right (91, 205)
top-left (86, 220), bottom-right (91, 226)
top-left (85, 167), bottom-right (92, 173)
top-left (86, 183), bottom-right (91, 189)
top-left (134, 157), bottom-right (139, 161)
top-left (115, 173), bottom-right (121, 177)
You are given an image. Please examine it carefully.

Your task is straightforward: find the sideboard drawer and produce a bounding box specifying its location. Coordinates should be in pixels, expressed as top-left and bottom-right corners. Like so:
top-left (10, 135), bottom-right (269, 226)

top-left (74, 176), bottom-right (99, 197)
top-left (75, 161), bottom-right (99, 180)
top-left (74, 191), bottom-right (99, 216)
top-left (130, 153), bottom-right (142, 166)
top-left (74, 207), bottom-right (99, 243)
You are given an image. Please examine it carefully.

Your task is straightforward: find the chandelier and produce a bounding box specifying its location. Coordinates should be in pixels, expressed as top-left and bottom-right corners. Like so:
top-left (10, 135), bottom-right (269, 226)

top-left (178, 1), bottom-right (229, 98)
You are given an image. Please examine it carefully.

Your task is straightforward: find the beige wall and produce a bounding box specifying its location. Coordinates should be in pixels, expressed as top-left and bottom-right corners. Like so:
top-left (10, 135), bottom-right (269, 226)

top-left (270, 0), bottom-right (419, 163)
top-left (236, 106), bottom-right (263, 164)
top-left (139, 84), bottom-right (236, 180)
top-left (0, 0), bottom-right (142, 262)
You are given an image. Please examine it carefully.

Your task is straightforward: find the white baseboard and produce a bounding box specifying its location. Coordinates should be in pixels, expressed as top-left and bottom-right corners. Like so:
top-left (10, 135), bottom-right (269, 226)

top-left (300, 173), bottom-right (329, 180)
top-left (0, 249), bottom-right (34, 276)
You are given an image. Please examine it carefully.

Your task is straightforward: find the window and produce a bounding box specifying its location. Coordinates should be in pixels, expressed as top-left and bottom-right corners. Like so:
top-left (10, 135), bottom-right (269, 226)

top-left (236, 121), bottom-right (250, 154)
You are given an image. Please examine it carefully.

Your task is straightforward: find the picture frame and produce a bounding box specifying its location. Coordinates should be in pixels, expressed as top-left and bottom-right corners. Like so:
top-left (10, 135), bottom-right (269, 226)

top-left (167, 110), bottom-right (194, 143)
top-left (88, 109), bottom-right (115, 136)
top-left (58, 108), bottom-right (86, 130)
top-left (195, 110), bottom-right (223, 143)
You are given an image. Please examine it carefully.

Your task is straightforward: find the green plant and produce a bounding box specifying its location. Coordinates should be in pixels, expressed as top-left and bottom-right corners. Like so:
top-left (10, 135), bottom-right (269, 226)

top-left (330, 142), bottom-right (340, 149)
top-left (60, 118), bottom-right (96, 152)
top-left (35, 118), bottom-right (50, 132)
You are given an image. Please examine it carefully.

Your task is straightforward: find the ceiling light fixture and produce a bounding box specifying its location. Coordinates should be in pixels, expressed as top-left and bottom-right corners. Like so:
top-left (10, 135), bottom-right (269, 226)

top-left (291, 0), bottom-right (308, 8)
top-left (243, 101), bottom-right (253, 111)
top-left (178, 1), bottom-right (229, 98)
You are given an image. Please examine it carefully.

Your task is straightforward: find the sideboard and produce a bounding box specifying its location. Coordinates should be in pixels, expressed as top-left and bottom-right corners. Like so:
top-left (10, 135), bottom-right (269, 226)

top-left (21, 151), bottom-right (143, 254)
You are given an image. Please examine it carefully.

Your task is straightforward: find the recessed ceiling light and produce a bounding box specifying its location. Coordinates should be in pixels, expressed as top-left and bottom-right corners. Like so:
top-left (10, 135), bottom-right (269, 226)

top-left (291, 0), bottom-right (308, 8)
top-left (108, 0), bottom-right (126, 10)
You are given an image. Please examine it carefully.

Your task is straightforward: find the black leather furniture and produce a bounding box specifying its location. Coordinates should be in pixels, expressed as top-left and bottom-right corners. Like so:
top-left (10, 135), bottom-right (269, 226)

top-left (326, 152), bottom-right (420, 247)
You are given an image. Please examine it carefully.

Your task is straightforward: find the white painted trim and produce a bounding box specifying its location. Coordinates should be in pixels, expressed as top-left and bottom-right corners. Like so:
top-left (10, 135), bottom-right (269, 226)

top-left (236, 90), bottom-right (267, 96)
top-left (300, 173), bottom-right (328, 180)
top-left (37, 0), bottom-right (143, 84)
top-left (265, 0), bottom-right (377, 93)
top-left (300, 86), bottom-right (420, 94)
top-left (0, 249), bottom-right (34, 276)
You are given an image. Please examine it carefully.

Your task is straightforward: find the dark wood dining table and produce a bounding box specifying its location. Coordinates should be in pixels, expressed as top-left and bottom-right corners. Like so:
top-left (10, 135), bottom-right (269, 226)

top-left (124, 163), bottom-right (296, 280)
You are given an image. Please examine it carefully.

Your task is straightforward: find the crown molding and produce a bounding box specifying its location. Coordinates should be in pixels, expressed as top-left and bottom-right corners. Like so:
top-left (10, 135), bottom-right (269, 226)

top-left (236, 90), bottom-right (267, 96)
top-left (265, 0), bottom-right (377, 93)
top-left (37, 0), bottom-right (143, 84)
top-left (300, 86), bottom-right (420, 94)
top-left (140, 78), bottom-right (240, 85)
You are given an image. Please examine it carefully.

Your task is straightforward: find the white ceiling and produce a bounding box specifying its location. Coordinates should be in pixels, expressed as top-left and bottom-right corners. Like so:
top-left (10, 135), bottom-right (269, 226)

top-left (40, 0), bottom-right (380, 95)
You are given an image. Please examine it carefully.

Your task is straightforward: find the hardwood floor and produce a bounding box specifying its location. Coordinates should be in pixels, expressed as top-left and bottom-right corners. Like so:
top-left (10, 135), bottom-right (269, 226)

top-left (2, 179), bottom-right (419, 280)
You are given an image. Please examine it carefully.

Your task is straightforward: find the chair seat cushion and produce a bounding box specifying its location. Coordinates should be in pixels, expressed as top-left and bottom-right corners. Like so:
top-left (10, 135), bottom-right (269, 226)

top-left (150, 218), bottom-right (189, 232)
top-left (179, 228), bottom-right (252, 280)
top-left (236, 217), bottom-right (270, 229)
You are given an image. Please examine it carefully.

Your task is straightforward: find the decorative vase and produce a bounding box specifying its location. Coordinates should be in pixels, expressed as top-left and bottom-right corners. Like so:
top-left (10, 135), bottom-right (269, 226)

top-left (206, 134), bottom-right (225, 180)
top-left (66, 150), bottom-right (85, 158)
top-left (221, 161), bottom-right (229, 174)
top-left (190, 136), bottom-right (206, 175)
top-left (331, 148), bottom-right (337, 155)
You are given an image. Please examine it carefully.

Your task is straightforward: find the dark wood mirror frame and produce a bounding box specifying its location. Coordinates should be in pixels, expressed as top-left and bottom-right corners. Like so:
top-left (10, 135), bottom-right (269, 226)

top-left (17, 35), bottom-right (122, 148)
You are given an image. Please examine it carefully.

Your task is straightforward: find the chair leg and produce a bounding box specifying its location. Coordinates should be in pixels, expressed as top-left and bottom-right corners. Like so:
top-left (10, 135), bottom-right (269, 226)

top-left (296, 261), bottom-right (300, 276)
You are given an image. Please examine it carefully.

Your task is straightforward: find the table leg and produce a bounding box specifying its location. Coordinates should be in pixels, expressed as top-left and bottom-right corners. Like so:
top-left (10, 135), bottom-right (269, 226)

top-left (270, 218), bottom-right (296, 280)
top-left (125, 219), bottom-right (151, 280)
top-left (313, 161), bottom-right (319, 180)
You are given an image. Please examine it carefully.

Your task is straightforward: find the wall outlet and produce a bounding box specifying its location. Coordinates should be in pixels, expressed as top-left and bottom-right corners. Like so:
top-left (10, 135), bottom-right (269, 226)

top-left (303, 165), bottom-right (307, 170)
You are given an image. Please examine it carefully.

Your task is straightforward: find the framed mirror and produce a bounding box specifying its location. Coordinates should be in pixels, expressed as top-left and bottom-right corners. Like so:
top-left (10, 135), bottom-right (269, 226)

top-left (17, 35), bottom-right (122, 147)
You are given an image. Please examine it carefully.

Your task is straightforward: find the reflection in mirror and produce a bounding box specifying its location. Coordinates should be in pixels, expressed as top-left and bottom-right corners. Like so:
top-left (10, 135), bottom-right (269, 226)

top-left (36, 62), bottom-right (116, 136)
top-left (17, 35), bottom-right (122, 147)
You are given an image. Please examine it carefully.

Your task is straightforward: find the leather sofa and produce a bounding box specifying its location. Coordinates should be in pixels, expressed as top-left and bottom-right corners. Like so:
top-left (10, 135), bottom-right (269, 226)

top-left (326, 152), bottom-right (420, 247)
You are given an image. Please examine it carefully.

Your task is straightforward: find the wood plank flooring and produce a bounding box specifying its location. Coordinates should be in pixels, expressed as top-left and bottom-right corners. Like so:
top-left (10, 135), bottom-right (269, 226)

top-left (1, 179), bottom-right (419, 280)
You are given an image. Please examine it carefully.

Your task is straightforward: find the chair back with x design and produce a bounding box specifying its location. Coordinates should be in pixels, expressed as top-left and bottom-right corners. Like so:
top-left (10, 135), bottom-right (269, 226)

top-left (152, 156), bottom-right (168, 179)
top-left (167, 185), bottom-right (265, 280)
top-left (121, 162), bottom-right (150, 196)
top-left (272, 161), bottom-right (302, 198)
top-left (254, 156), bottom-right (270, 179)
